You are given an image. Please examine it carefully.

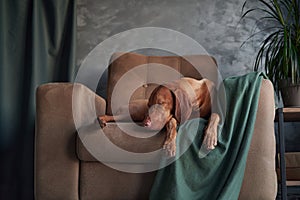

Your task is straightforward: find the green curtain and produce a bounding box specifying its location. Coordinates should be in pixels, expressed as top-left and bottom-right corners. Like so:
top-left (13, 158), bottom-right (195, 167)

top-left (0, 0), bottom-right (76, 199)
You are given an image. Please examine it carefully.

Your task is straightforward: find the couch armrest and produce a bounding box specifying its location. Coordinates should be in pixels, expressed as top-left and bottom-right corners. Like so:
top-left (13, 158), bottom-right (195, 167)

top-left (35, 83), bottom-right (106, 200)
top-left (239, 79), bottom-right (277, 200)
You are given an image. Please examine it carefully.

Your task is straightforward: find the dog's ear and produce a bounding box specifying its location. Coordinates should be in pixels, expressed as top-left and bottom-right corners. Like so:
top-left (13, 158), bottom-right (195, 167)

top-left (148, 85), bottom-right (162, 107)
top-left (172, 88), bottom-right (192, 124)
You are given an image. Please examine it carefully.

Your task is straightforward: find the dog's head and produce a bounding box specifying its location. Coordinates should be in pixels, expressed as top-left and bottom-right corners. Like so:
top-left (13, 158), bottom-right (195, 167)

top-left (143, 85), bottom-right (174, 130)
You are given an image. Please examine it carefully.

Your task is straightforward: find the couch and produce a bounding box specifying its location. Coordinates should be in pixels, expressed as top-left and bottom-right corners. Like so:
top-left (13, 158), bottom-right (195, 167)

top-left (35, 52), bottom-right (277, 199)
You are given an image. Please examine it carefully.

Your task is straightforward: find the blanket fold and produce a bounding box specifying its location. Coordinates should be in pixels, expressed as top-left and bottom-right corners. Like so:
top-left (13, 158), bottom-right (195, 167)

top-left (149, 72), bottom-right (267, 200)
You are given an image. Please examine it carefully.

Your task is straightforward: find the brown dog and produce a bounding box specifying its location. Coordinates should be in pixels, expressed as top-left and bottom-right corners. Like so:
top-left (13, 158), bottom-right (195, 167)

top-left (98, 77), bottom-right (220, 157)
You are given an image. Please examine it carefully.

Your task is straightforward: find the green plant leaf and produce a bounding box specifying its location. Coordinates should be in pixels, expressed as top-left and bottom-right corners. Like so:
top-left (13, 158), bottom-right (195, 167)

top-left (241, 0), bottom-right (300, 91)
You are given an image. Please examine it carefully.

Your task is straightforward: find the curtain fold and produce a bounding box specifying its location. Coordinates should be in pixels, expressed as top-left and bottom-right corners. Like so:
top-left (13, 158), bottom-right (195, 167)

top-left (0, 0), bottom-right (76, 199)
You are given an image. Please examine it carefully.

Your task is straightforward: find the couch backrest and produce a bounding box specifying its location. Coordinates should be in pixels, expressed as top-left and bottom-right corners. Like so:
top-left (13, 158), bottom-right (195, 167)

top-left (105, 52), bottom-right (217, 115)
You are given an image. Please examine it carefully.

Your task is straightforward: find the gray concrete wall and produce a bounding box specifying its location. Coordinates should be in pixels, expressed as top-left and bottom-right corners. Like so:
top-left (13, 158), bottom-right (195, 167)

top-left (76, 0), bottom-right (262, 78)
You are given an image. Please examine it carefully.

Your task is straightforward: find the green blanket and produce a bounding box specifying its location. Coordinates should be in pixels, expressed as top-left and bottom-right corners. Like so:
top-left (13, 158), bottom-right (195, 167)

top-left (149, 72), bottom-right (267, 200)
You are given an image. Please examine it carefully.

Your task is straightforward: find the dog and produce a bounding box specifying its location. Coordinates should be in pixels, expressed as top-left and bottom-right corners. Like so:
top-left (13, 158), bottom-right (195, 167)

top-left (98, 77), bottom-right (220, 157)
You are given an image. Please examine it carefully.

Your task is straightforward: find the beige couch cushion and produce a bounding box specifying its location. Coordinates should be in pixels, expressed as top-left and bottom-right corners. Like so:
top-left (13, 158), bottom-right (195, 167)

top-left (76, 123), bottom-right (165, 163)
top-left (106, 52), bottom-right (217, 115)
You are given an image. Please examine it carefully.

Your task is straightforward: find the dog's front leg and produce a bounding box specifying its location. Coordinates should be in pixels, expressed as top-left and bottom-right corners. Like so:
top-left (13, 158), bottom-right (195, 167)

top-left (97, 100), bottom-right (148, 128)
top-left (97, 115), bottom-right (116, 128)
top-left (203, 113), bottom-right (220, 150)
top-left (163, 117), bottom-right (178, 157)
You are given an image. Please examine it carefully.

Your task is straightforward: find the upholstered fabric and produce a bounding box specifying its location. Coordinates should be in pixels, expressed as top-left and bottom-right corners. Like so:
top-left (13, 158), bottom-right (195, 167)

top-left (79, 162), bottom-right (156, 200)
top-left (35, 53), bottom-right (277, 200)
top-left (239, 79), bottom-right (277, 199)
top-left (35, 83), bottom-right (106, 200)
top-left (76, 123), bottom-right (165, 162)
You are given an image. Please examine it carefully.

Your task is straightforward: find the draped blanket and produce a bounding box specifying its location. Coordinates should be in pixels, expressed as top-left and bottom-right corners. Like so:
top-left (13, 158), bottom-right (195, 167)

top-left (150, 72), bottom-right (267, 200)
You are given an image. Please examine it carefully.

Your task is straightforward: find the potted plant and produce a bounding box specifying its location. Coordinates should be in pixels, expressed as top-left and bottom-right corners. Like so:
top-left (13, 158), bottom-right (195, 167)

top-left (241, 0), bottom-right (300, 107)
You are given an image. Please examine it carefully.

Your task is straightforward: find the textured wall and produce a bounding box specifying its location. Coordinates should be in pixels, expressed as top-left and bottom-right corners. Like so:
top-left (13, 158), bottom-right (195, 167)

top-left (76, 0), bottom-right (262, 78)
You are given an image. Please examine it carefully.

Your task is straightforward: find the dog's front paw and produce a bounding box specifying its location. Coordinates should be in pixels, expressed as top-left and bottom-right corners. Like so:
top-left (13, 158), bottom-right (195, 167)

top-left (163, 139), bottom-right (176, 157)
top-left (203, 113), bottom-right (220, 150)
top-left (203, 127), bottom-right (217, 150)
top-left (97, 116), bottom-right (107, 128)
